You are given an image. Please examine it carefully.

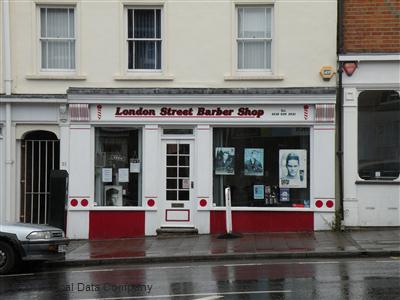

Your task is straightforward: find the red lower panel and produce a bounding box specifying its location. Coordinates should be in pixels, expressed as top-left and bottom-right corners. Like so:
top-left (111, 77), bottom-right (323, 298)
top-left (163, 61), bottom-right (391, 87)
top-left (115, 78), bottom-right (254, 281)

top-left (89, 211), bottom-right (145, 240)
top-left (210, 211), bottom-right (313, 234)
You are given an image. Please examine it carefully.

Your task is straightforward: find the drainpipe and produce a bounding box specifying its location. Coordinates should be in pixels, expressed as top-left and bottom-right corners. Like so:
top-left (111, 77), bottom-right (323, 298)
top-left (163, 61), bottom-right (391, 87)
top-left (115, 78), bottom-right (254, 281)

top-left (337, 0), bottom-right (344, 225)
top-left (3, 0), bottom-right (13, 222)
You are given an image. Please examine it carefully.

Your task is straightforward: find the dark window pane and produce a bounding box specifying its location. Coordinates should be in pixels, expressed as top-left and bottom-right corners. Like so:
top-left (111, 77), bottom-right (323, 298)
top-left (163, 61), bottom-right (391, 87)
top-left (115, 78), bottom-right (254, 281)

top-left (156, 41), bottom-right (161, 69)
top-left (358, 90), bottom-right (400, 180)
top-left (134, 9), bottom-right (155, 38)
top-left (179, 167), bottom-right (189, 178)
top-left (179, 144), bottom-right (189, 154)
top-left (156, 9), bottom-right (161, 38)
top-left (128, 9), bottom-right (133, 38)
top-left (179, 156), bottom-right (189, 166)
top-left (128, 41), bottom-right (133, 69)
top-left (167, 144), bottom-right (177, 154)
top-left (167, 190), bottom-right (177, 201)
top-left (179, 191), bottom-right (189, 201)
top-left (167, 179), bottom-right (177, 189)
top-left (167, 167), bottom-right (177, 177)
top-left (134, 41), bottom-right (155, 69)
top-left (167, 156), bottom-right (177, 166)
top-left (163, 129), bottom-right (193, 135)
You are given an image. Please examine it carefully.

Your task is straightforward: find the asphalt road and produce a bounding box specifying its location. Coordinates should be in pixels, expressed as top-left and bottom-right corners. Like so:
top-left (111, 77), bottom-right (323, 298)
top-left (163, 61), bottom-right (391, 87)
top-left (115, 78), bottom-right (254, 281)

top-left (0, 257), bottom-right (399, 299)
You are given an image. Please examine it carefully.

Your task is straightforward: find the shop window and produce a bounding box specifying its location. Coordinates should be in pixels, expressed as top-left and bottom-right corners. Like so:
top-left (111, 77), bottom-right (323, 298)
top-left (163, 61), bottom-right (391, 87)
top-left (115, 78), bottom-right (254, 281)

top-left (237, 6), bottom-right (272, 71)
top-left (95, 128), bottom-right (142, 206)
top-left (127, 8), bottom-right (162, 70)
top-left (40, 7), bottom-right (75, 70)
top-left (213, 127), bottom-right (310, 208)
top-left (358, 90), bottom-right (400, 180)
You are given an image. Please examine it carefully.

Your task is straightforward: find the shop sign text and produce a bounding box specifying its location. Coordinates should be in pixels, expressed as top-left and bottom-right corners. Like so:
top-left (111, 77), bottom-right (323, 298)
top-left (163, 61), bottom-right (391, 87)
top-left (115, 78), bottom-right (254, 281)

top-left (114, 106), bottom-right (265, 118)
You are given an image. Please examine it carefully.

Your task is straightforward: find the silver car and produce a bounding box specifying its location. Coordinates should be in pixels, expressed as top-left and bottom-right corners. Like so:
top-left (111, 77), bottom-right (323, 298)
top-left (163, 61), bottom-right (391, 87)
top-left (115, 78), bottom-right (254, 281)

top-left (0, 223), bottom-right (69, 274)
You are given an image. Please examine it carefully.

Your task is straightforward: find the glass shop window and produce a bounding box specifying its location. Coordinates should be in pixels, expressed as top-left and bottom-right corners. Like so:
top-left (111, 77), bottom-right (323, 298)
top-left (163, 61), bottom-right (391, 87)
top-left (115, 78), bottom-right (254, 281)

top-left (95, 128), bottom-right (141, 206)
top-left (358, 90), bottom-right (400, 180)
top-left (213, 127), bottom-right (310, 208)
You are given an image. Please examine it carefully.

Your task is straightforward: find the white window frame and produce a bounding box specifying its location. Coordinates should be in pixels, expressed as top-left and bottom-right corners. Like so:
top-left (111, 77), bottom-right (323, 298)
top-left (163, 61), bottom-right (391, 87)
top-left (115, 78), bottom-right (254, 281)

top-left (38, 6), bottom-right (76, 72)
top-left (125, 6), bottom-right (163, 73)
top-left (235, 5), bottom-right (274, 74)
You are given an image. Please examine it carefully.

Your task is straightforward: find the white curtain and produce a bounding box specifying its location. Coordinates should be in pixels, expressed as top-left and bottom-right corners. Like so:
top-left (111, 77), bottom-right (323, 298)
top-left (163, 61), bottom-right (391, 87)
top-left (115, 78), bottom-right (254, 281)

top-left (238, 7), bottom-right (272, 69)
top-left (41, 8), bottom-right (75, 69)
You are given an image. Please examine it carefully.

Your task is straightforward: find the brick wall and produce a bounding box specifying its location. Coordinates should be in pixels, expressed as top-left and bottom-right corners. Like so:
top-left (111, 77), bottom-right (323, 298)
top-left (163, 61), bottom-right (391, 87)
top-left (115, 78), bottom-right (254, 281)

top-left (343, 0), bottom-right (400, 53)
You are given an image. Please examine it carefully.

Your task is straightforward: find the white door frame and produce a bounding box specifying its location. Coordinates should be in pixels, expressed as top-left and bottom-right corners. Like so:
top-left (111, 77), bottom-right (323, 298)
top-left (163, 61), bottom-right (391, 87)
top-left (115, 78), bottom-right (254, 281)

top-left (160, 138), bottom-right (195, 227)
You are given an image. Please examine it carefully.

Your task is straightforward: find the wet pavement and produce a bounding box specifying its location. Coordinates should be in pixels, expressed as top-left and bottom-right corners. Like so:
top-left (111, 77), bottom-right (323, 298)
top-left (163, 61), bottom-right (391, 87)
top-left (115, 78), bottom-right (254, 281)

top-left (2, 257), bottom-right (400, 299)
top-left (58, 229), bottom-right (400, 267)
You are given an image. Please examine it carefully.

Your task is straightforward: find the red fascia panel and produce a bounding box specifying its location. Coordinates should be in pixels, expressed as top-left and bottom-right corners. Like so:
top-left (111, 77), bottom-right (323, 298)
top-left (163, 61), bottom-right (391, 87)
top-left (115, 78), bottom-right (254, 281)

top-left (210, 211), bottom-right (313, 234)
top-left (89, 211), bottom-right (145, 240)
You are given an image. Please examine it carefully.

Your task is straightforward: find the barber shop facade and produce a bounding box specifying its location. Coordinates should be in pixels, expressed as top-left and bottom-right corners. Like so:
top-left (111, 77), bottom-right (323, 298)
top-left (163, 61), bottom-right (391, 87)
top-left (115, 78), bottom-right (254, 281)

top-left (64, 89), bottom-right (336, 239)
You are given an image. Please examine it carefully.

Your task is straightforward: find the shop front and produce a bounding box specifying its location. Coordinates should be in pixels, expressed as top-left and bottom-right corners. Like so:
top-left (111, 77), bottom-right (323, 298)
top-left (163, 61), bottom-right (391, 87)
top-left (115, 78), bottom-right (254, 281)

top-left (65, 91), bottom-right (336, 239)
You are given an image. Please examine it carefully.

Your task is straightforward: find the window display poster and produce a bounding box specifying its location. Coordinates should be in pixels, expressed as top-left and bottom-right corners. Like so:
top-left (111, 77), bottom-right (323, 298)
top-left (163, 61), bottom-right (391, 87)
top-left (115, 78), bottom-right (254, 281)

top-left (244, 148), bottom-right (264, 176)
top-left (253, 185), bottom-right (264, 200)
top-left (118, 168), bottom-right (129, 183)
top-left (280, 188), bottom-right (290, 202)
top-left (130, 159), bottom-right (141, 173)
top-left (279, 149), bottom-right (307, 188)
top-left (102, 168), bottom-right (113, 183)
top-left (215, 147), bottom-right (235, 175)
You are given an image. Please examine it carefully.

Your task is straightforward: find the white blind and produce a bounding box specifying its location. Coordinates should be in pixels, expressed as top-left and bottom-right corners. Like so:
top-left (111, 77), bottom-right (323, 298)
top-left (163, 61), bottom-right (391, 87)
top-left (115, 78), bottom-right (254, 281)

top-left (41, 8), bottom-right (75, 70)
top-left (237, 7), bottom-right (272, 70)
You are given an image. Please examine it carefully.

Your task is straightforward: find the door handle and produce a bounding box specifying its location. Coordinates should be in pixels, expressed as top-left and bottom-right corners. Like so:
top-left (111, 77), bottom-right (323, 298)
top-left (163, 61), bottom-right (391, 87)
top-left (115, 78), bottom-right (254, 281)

top-left (191, 181), bottom-right (194, 188)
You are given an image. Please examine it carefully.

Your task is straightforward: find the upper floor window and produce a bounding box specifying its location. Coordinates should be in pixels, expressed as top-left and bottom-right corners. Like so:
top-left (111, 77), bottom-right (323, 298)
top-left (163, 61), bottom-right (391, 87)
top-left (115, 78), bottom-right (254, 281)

top-left (358, 90), bottom-right (400, 180)
top-left (237, 6), bottom-right (272, 71)
top-left (40, 7), bottom-right (75, 70)
top-left (127, 8), bottom-right (161, 70)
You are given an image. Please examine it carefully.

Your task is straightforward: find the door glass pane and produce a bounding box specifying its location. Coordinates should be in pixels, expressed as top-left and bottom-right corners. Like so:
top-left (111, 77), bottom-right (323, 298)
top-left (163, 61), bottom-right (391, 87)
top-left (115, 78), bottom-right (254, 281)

top-left (179, 144), bottom-right (189, 154)
top-left (179, 167), bottom-right (189, 178)
top-left (179, 191), bottom-right (189, 201)
top-left (167, 144), bottom-right (177, 154)
top-left (167, 156), bottom-right (177, 166)
top-left (167, 191), bottom-right (177, 201)
top-left (167, 179), bottom-right (177, 189)
top-left (179, 156), bottom-right (189, 166)
top-left (167, 167), bottom-right (177, 177)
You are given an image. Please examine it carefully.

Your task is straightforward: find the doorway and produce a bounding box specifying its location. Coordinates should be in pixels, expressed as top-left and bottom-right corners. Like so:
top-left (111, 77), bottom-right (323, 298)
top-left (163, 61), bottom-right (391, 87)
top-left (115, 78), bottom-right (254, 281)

top-left (20, 130), bottom-right (60, 224)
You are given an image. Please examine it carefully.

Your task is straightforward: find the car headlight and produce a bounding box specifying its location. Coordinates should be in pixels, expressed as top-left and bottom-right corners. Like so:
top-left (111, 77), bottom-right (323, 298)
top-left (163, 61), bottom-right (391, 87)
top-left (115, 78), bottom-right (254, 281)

top-left (26, 231), bottom-right (53, 240)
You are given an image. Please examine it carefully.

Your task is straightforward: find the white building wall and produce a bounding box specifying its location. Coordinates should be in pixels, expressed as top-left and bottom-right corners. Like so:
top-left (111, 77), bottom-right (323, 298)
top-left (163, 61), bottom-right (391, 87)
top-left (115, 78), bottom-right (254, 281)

top-left (0, 125), bottom-right (4, 223)
top-left (144, 125), bottom-right (162, 236)
top-left (67, 125), bottom-right (91, 238)
top-left (313, 124), bottom-right (336, 230)
top-left (10, 0), bottom-right (336, 93)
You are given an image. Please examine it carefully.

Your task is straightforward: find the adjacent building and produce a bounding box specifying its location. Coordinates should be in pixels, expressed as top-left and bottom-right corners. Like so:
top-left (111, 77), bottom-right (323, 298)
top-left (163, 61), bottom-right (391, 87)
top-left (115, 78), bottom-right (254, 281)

top-left (338, 0), bottom-right (400, 227)
top-left (1, 1), bottom-right (337, 239)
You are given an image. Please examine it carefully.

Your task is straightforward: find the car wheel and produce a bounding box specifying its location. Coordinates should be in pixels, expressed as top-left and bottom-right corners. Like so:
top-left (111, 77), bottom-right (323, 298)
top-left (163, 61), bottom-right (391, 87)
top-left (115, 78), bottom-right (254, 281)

top-left (0, 241), bottom-right (16, 275)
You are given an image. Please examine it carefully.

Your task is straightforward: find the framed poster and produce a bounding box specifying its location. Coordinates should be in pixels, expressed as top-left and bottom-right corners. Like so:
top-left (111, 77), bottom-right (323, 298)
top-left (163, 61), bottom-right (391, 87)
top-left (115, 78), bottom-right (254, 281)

top-left (215, 147), bottom-right (235, 175)
top-left (253, 185), bottom-right (265, 200)
top-left (244, 148), bottom-right (264, 176)
top-left (279, 149), bottom-right (307, 188)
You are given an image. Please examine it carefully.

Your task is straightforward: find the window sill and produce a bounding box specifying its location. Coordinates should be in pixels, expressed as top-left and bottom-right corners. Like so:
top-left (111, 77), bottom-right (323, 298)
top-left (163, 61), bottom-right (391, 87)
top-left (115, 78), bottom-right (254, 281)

top-left (224, 74), bottom-right (284, 81)
top-left (355, 180), bottom-right (400, 185)
top-left (113, 74), bottom-right (174, 81)
top-left (26, 74), bottom-right (87, 80)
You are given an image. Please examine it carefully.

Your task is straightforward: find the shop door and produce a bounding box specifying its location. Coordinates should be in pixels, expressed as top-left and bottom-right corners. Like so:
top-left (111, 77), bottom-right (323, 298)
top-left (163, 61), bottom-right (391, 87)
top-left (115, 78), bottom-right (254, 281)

top-left (161, 140), bottom-right (194, 227)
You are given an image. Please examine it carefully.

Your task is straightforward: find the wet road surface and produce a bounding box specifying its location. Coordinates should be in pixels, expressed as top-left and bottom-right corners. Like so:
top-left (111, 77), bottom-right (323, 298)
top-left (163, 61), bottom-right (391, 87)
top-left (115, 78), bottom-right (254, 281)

top-left (0, 257), bottom-right (399, 299)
